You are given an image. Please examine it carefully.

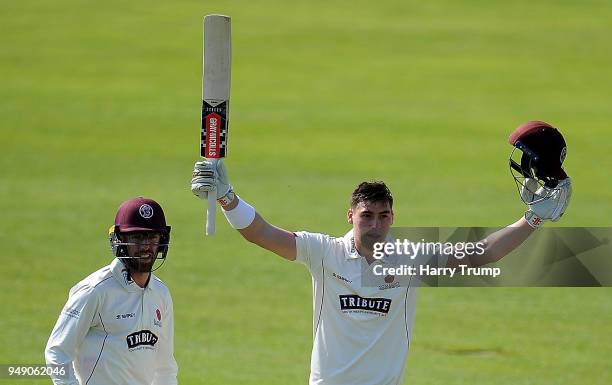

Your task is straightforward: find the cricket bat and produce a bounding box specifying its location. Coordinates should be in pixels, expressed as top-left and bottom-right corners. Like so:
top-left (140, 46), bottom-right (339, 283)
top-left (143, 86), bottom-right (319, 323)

top-left (201, 14), bottom-right (231, 235)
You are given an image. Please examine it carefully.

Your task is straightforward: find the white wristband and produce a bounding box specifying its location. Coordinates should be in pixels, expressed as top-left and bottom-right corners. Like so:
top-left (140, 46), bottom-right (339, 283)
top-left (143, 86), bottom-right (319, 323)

top-left (222, 197), bottom-right (256, 229)
top-left (525, 210), bottom-right (544, 228)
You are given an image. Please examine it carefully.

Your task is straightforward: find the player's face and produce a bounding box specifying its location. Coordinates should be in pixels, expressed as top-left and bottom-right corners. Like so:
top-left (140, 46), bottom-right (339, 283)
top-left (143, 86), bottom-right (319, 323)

top-left (348, 200), bottom-right (393, 250)
top-left (123, 232), bottom-right (161, 272)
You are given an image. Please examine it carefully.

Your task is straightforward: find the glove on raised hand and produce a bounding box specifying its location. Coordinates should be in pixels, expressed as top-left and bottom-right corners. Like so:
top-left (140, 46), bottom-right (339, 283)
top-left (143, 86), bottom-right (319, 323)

top-left (524, 178), bottom-right (572, 228)
top-left (191, 159), bottom-right (231, 200)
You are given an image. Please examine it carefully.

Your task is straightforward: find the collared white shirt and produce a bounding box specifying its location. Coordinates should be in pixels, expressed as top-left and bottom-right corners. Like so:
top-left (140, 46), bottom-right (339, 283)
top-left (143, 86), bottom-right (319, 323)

top-left (295, 230), bottom-right (418, 385)
top-left (45, 259), bottom-right (177, 385)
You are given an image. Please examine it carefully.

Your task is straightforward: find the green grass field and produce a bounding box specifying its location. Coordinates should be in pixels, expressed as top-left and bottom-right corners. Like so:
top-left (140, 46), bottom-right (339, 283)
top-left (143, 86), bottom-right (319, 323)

top-left (2, 0), bottom-right (611, 384)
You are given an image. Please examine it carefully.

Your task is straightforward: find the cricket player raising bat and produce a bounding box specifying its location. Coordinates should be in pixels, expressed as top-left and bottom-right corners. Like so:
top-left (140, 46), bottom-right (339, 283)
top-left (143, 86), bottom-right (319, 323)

top-left (191, 121), bottom-right (571, 385)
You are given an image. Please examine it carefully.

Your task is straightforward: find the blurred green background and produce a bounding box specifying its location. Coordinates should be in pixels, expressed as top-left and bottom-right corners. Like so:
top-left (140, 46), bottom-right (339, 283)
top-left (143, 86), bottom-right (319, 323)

top-left (1, 0), bottom-right (611, 384)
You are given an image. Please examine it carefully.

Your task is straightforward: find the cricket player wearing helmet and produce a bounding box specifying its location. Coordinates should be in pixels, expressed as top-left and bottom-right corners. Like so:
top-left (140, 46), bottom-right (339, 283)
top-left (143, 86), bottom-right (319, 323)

top-left (191, 120), bottom-right (571, 385)
top-left (45, 197), bottom-right (177, 385)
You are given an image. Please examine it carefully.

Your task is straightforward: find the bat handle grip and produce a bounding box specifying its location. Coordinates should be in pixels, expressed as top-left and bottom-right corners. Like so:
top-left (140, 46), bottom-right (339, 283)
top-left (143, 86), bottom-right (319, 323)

top-left (206, 189), bottom-right (216, 235)
top-left (205, 158), bottom-right (218, 236)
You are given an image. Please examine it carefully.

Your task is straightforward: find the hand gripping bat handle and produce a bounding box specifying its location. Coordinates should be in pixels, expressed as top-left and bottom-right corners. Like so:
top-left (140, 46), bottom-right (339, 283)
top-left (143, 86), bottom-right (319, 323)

top-left (205, 158), bottom-right (217, 236)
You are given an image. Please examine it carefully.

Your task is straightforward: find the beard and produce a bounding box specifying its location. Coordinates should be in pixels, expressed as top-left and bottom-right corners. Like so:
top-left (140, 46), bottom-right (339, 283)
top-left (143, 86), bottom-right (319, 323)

top-left (123, 255), bottom-right (157, 273)
top-left (122, 244), bottom-right (161, 273)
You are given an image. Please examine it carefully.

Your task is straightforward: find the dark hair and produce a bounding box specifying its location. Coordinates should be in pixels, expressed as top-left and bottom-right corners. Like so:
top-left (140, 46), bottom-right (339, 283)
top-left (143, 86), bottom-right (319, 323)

top-left (350, 181), bottom-right (393, 208)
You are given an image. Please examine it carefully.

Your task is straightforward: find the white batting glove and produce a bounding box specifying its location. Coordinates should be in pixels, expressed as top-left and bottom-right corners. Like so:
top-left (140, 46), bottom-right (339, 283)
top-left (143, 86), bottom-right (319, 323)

top-left (191, 159), bottom-right (232, 200)
top-left (520, 178), bottom-right (539, 203)
top-left (524, 178), bottom-right (572, 228)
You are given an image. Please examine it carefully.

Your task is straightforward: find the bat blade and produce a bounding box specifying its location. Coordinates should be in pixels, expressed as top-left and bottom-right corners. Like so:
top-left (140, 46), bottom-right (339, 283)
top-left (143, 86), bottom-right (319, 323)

top-left (202, 14), bottom-right (231, 235)
top-left (202, 14), bottom-right (231, 159)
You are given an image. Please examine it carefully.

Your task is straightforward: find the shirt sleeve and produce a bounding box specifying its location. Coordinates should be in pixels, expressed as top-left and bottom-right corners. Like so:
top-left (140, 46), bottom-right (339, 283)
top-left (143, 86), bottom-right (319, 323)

top-left (294, 231), bottom-right (334, 272)
top-left (152, 291), bottom-right (178, 385)
top-left (45, 284), bottom-right (99, 385)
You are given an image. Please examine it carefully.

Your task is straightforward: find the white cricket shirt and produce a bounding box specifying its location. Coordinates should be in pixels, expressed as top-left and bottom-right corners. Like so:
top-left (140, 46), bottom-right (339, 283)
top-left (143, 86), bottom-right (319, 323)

top-left (295, 230), bottom-right (419, 385)
top-left (45, 258), bottom-right (178, 385)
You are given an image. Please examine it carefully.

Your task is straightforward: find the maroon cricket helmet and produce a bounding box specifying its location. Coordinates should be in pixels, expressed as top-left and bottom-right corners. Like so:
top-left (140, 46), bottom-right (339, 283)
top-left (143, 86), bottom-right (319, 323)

top-left (508, 120), bottom-right (568, 188)
top-left (109, 197), bottom-right (171, 268)
top-left (114, 197), bottom-right (170, 233)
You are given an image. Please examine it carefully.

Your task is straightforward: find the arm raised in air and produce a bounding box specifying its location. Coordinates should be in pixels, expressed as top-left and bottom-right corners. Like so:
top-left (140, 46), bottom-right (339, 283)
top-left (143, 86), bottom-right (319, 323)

top-left (191, 159), bottom-right (297, 260)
